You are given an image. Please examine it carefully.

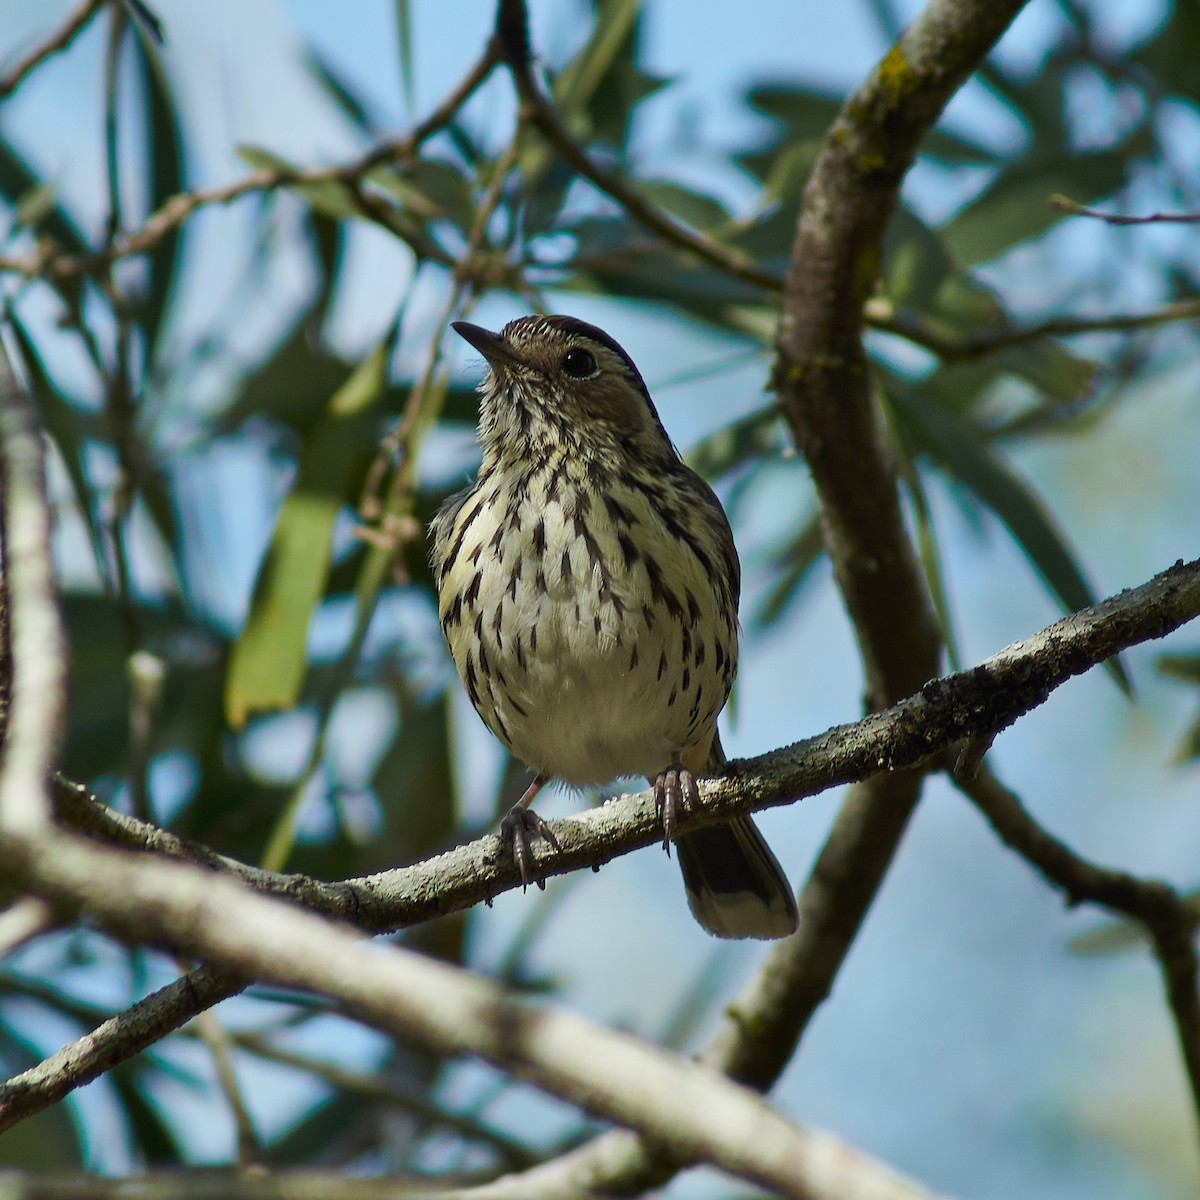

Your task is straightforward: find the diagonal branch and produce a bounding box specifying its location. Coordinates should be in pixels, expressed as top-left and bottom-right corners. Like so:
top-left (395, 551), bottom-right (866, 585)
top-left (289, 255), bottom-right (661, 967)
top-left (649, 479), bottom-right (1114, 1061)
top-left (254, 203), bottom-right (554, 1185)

top-left (8, 555), bottom-right (1200, 1132)
top-left (0, 0), bottom-right (108, 100)
top-left (1, 832), bottom-right (941, 1199)
top-left (495, 0), bottom-right (777, 293)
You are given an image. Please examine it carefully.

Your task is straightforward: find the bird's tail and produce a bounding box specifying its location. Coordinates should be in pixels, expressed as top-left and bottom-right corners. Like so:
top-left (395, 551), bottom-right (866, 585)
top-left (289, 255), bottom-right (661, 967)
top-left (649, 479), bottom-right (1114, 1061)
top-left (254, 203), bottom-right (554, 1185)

top-left (674, 733), bottom-right (799, 940)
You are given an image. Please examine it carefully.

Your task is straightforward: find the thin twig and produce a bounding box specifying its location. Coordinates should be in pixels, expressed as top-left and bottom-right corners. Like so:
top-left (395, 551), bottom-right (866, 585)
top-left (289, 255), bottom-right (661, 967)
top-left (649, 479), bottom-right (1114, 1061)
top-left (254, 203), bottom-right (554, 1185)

top-left (222, 1030), bottom-right (537, 1168)
top-left (0, 964), bottom-right (244, 1131)
top-left (867, 296), bottom-right (1200, 360)
top-left (8, 556), bottom-right (1199, 1133)
top-left (1051, 193), bottom-right (1200, 225)
top-left (495, 0), bottom-right (777, 293)
top-left (189, 1003), bottom-right (263, 1164)
top-left (0, 0), bottom-right (108, 99)
top-left (0, 41), bottom-right (501, 283)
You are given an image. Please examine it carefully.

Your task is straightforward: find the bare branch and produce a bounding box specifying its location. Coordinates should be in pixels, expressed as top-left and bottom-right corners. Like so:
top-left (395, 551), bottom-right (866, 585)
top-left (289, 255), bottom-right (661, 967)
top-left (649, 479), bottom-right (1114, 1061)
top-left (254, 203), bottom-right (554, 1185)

top-left (958, 765), bottom-right (1200, 1134)
top-left (0, 964), bottom-right (243, 1130)
top-left (1051, 193), bottom-right (1200, 225)
top-left (866, 296), bottom-right (1200, 360)
top-left (0, 895), bottom-right (56, 956)
top-left (1, 828), bottom-right (939, 1200)
top-left (14, 555), bottom-right (1200, 1134)
top-left (0, 0), bottom-right (107, 99)
top-left (0, 337), bottom-right (65, 834)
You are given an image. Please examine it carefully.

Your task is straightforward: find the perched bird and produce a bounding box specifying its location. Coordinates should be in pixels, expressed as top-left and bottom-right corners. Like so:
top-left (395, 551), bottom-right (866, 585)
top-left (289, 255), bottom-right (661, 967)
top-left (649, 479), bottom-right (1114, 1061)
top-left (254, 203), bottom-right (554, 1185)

top-left (431, 315), bottom-right (798, 939)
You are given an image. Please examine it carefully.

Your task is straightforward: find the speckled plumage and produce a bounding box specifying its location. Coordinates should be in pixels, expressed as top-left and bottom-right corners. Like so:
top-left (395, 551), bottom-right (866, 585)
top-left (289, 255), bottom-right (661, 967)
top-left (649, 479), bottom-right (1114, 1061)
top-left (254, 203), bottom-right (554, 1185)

top-left (431, 316), bottom-right (797, 939)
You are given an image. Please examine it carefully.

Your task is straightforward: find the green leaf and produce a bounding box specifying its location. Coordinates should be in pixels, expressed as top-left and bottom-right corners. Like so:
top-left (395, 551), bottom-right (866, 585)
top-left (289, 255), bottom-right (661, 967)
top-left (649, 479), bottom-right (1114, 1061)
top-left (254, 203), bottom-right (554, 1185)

top-left (565, 217), bottom-right (774, 339)
top-left (111, 1064), bottom-right (184, 1163)
top-left (0, 137), bottom-right (89, 253)
top-left (988, 340), bottom-right (1098, 408)
top-left (1158, 653), bottom-right (1200, 686)
top-left (886, 377), bottom-right (1131, 693)
top-left (686, 405), bottom-right (783, 480)
top-left (119, 0), bottom-right (165, 43)
top-left (237, 145), bottom-right (365, 222)
top-left (305, 47), bottom-right (375, 133)
top-left (1069, 893), bottom-right (1200, 955)
top-left (221, 324), bottom-right (353, 435)
top-left (394, 0), bottom-right (415, 115)
top-left (11, 181), bottom-right (61, 232)
top-left (128, 19), bottom-right (186, 364)
top-left (880, 205), bottom-right (957, 312)
top-left (520, 0), bottom-right (663, 204)
top-left (638, 180), bottom-right (733, 233)
top-left (552, 0), bottom-right (646, 125)
top-left (366, 157), bottom-right (472, 227)
top-left (225, 341), bottom-right (391, 726)
top-left (746, 83), bottom-right (996, 168)
top-left (755, 511), bottom-right (825, 627)
top-left (1159, 653), bottom-right (1200, 763)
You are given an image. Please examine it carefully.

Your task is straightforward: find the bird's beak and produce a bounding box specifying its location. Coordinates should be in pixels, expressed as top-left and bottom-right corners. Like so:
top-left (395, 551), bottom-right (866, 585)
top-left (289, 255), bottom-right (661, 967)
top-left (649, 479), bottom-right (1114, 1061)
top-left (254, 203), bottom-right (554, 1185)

top-left (452, 322), bottom-right (524, 368)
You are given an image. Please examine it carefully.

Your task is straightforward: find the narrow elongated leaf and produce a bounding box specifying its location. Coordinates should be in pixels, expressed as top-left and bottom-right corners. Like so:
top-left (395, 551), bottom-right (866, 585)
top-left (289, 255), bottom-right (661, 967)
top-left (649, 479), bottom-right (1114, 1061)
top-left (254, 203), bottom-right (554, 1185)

top-left (306, 47), bottom-right (375, 132)
top-left (686, 405), bottom-right (782, 480)
top-left (639, 180), bottom-right (732, 234)
top-left (394, 0), bottom-right (415, 114)
top-left (128, 20), bottom-right (186, 363)
top-left (237, 145), bottom-right (365, 222)
top-left (1158, 653), bottom-right (1200, 762)
top-left (746, 84), bottom-right (996, 168)
top-left (225, 341), bottom-right (390, 726)
top-left (0, 138), bottom-right (89, 253)
top-left (755, 511), bottom-right (825, 627)
top-left (887, 380), bottom-right (1130, 693)
top-left (552, 0), bottom-right (643, 120)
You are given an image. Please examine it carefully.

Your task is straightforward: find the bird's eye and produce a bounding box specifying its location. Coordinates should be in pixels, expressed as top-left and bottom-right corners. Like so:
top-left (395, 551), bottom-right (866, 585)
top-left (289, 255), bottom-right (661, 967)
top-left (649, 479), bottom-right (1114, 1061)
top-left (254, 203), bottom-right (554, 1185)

top-left (561, 348), bottom-right (597, 378)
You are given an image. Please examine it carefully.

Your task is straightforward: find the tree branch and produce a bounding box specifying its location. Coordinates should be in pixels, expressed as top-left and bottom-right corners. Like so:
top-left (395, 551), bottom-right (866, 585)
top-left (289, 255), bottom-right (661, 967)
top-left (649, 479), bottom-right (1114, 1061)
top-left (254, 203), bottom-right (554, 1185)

top-left (866, 296), bottom-right (1200, 361)
top-left (11, 556), bottom-right (1200, 1132)
top-left (495, 0), bottom-right (778, 293)
top-left (1051, 194), bottom-right (1200, 225)
top-left (1, 826), bottom-right (945, 1200)
top-left (0, 339), bottom-right (65, 834)
top-left (0, 41), bottom-right (500, 283)
top-left (0, 0), bottom-right (108, 100)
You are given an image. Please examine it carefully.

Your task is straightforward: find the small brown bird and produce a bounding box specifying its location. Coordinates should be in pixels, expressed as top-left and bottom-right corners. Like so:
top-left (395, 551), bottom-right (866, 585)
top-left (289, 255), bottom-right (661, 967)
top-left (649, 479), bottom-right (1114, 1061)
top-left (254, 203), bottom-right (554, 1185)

top-left (431, 315), bottom-right (798, 939)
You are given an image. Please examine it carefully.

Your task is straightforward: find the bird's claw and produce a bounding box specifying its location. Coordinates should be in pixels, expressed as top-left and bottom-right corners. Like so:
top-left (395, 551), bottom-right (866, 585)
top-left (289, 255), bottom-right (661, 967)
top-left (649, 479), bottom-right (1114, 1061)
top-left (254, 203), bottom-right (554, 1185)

top-left (653, 764), bottom-right (700, 855)
top-left (500, 804), bottom-right (560, 890)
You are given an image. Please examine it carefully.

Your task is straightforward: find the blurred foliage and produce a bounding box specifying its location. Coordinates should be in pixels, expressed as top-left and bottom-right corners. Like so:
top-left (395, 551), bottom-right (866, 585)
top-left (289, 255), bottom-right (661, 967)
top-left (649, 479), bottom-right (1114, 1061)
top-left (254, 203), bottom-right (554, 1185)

top-left (0, 0), bottom-right (1198, 1185)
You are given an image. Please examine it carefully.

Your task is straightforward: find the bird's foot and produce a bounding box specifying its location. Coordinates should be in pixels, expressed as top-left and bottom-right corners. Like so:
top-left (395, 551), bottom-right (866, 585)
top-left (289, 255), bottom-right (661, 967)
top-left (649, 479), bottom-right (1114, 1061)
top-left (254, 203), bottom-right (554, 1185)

top-left (653, 761), bottom-right (700, 855)
top-left (500, 803), bottom-right (560, 890)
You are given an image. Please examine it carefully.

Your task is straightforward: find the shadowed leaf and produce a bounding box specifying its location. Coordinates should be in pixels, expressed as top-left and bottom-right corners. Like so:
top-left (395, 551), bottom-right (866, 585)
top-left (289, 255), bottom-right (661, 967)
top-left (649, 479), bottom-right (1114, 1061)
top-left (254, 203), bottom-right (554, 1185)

top-left (886, 378), bottom-right (1130, 694)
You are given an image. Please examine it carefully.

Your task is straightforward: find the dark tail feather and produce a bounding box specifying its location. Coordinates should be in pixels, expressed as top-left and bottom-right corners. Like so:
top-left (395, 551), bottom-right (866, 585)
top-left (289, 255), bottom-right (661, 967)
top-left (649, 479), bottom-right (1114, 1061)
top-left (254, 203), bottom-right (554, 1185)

top-left (675, 733), bottom-right (798, 940)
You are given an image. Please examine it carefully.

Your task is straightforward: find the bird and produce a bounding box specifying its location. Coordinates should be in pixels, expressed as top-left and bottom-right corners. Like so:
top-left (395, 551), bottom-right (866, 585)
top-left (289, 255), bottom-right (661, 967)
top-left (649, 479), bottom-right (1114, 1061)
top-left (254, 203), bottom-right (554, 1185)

top-left (430, 314), bottom-right (798, 939)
